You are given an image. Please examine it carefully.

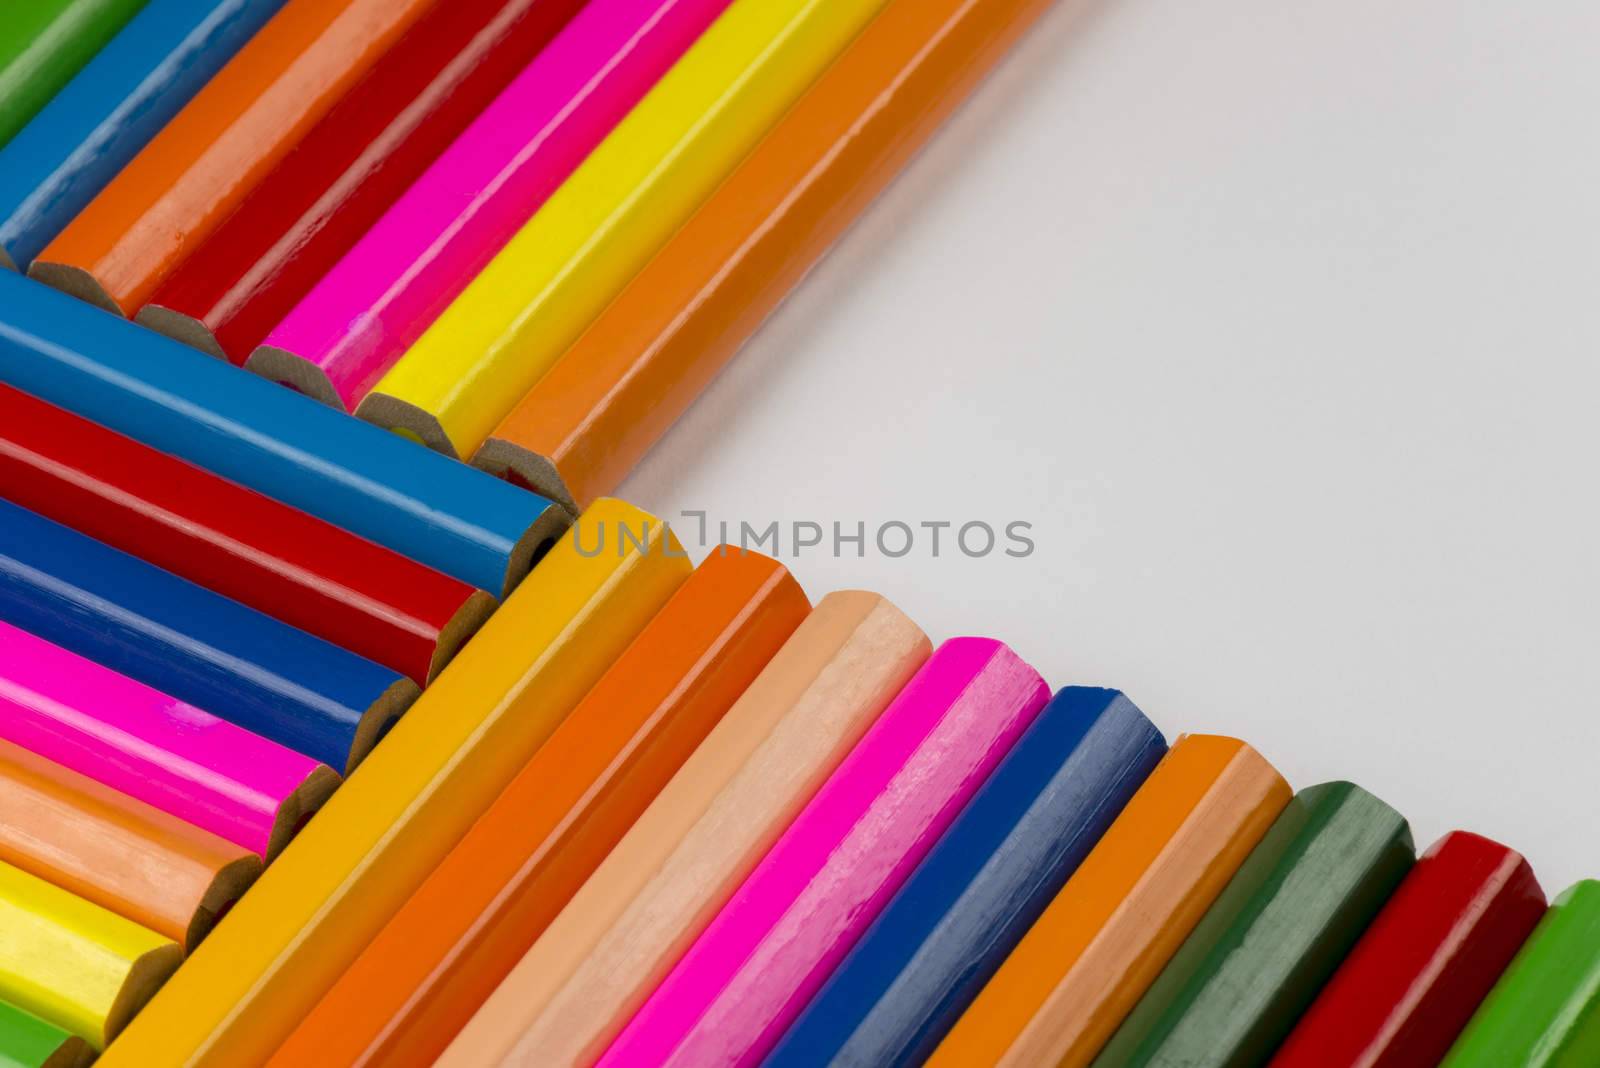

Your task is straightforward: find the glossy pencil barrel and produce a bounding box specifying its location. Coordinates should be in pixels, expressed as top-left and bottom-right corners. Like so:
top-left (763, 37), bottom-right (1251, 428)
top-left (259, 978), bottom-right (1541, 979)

top-left (0, 740), bottom-right (259, 953)
top-left (0, 0), bottom-right (284, 271)
top-left (0, 998), bottom-right (92, 1068)
top-left (766, 689), bottom-right (1167, 1068)
top-left (269, 551), bottom-right (810, 1068)
top-left (29, 0), bottom-right (437, 315)
top-left (251, 0), bottom-right (734, 410)
top-left (0, 0), bottom-right (146, 149)
top-left (1272, 832), bottom-right (1546, 1068)
top-left (95, 501), bottom-right (688, 1068)
top-left (929, 736), bottom-right (1291, 1068)
top-left (603, 639), bottom-right (1048, 1067)
top-left (0, 861), bottom-right (179, 1051)
top-left (0, 384), bottom-right (494, 686)
top-left (477, 0), bottom-right (1069, 512)
top-left (139, 0), bottom-right (586, 363)
top-left (1442, 880), bottom-right (1600, 1067)
top-left (0, 499), bottom-right (417, 773)
top-left (356, 0), bottom-right (894, 459)
top-left (0, 270), bottom-right (570, 597)
top-left (1092, 782), bottom-right (1416, 1067)
top-left (0, 620), bottom-right (338, 861)
top-left (443, 590), bottom-right (930, 1068)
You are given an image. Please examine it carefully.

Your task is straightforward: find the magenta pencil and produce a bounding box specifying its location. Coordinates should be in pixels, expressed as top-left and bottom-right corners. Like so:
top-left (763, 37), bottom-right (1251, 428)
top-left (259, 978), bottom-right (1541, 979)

top-left (0, 620), bottom-right (340, 861)
top-left (249, 0), bottom-right (734, 411)
top-left (599, 638), bottom-right (1050, 1068)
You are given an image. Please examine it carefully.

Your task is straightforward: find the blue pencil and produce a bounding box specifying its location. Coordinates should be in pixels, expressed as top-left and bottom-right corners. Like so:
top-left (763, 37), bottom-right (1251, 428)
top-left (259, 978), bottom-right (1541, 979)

top-left (0, 0), bottom-right (285, 271)
top-left (0, 498), bottom-right (416, 772)
top-left (765, 688), bottom-right (1167, 1067)
top-left (0, 270), bottom-right (569, 597)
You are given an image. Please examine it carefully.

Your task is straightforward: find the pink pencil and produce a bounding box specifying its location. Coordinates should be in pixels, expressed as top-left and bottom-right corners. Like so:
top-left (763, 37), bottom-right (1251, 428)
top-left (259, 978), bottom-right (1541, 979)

top-left (599, 638), bottom-right (1050, 1068)
top-left (0, 621), bottom-right (340, 861)
top-left (249, 0), bottom-right (735, 411)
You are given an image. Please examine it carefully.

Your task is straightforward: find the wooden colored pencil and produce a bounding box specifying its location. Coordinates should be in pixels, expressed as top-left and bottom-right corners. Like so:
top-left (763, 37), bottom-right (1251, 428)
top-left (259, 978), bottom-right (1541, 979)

top-left (0, 740), bottom-right (259, 953)
top-left (1272, 831), bottom-right (1546, 1068)
top-left (476, 0), bottom-right (1069, 513)
top-left (1092, 782), bottom-right (1415, 1067)
top-left (94, 500), bottom-right (687, 1068)
top-left (0, 499), bottom-right (417, 774)
top-left (0, 999), bottom-right (92, 1068)
top-left (268, 550), bottom-right (810, 1068)
top-left (0, 620), bottom-right (337, 861)
top-left (0, 860), bottom-right (179, 1051)
top-left (0, 271), bottom-right (569, 597)
top-left (0, 0), bottom-right (283, 272)
top-left (602, 638), bottom-right (1049, 1067)
top-left (440, 590), bottom-right (931, 1068)
top-left (766, 689), bottom-right (1168, 1068)
top-left (355, 0), bottom-right (894, 459)
top-left (138, 0), bottom-right (586, 363)
top-left (0, 384), bottom-right (494, 686)
top-left (28, 0), bottom-right (438, 316)
top-left (250, 0), bottom-right (735, 412)
top-left (928, 736), bottom-right (1292, 1068)
top-left (1442, 879), bottom-right (1600, 1066)
top-left (0, 0), bottom-right (145, 150)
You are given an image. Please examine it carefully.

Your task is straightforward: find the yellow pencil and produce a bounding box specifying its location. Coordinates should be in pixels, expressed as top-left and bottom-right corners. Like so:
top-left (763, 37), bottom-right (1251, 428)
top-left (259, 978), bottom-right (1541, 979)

top-left (96, 499), bottom-right (690, 1067)
top-left (355, 0), bottom-right (894, 459)
top-left (0, 861), bottom-right (178, 1051)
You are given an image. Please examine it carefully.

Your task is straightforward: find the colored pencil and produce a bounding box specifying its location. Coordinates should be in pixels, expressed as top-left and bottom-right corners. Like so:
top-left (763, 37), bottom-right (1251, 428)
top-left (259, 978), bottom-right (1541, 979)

top-left (0, 620), bottom-right (335, 862)
top-left (1272, 831), bottom-right (1546, 1068)
top-left (0, 740), bottom-right (259, 953)
top-left (603, 638), bottom-right (1049, 1067)
top-left (27, 0), bottom-right (438, 316)
top-left (0, 860), bottom-right (179, 1050)
top-left (0, 384), bottom-right (494, 686)
top-left (1442, 879), bottom-right (1600, 1066)
top-left (766, 688), bottom-right (1167, 1068)
top-left (442, 590), bottom-right (931, 1068)
top-left (138, 0), bottom-right (587, 363)
top-left (0, 999), bottom-right (91, 1068)
top-left (1092, 782), bottom-right (1415, 1067)
top-left (268, 550), bottom-right (810, 1068)
top-left (930, 735), bottom-right (1292, 1068)
top-left (0, 0), bottom-right (284, 272)
top-left (250, 0), bottom-right (735, 411)
top-left (476, 0), bottom-right (1069, 513)
top-left (0, 499), bottom-right (417, 773)
top-left (0, 271), bottom-right (569, 597)
top-left (94, 501), bottom-right (687, 1068)
top-left (355, 0), bottom-right (894, 459)
top-left (0, 0), bottom-right (146, 149)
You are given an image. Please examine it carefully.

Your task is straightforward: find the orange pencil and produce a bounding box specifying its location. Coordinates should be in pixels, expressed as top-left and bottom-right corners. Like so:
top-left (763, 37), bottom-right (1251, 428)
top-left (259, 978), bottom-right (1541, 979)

top-left (267, 550), bottom-right (809, 1068)
top-left (927, 736), bottom-right (1292, 1068)
top-left (29, 0), bottom-right (438, 316)
top-left (474, 0), bottom-right (1065, 513)
top-left (0, 740), bottom-right (260, 954)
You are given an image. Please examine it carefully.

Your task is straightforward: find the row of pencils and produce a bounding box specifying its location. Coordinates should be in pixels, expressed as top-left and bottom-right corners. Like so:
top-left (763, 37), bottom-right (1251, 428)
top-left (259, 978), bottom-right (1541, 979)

top-left (0, 0), bottom-right (1594, 1066)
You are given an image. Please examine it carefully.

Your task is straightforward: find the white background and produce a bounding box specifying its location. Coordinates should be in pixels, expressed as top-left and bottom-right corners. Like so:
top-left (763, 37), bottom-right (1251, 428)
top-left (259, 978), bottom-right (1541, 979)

top-left (622, 0), bottom-right (1600, 891)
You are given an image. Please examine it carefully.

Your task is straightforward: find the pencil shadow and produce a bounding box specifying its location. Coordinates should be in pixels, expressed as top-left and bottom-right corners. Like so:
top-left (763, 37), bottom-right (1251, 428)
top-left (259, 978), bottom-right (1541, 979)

top-left (624, 0), bottom-right (1118, 507)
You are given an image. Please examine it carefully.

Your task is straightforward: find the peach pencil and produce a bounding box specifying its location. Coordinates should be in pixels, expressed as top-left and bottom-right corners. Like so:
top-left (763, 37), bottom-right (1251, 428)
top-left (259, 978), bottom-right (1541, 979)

top-left (0, 740), bottom-right (260, 953)
top-left (440, 589), bottom-right (930, 1067)
top-left (601, 638), bottom-right (1048, 1067)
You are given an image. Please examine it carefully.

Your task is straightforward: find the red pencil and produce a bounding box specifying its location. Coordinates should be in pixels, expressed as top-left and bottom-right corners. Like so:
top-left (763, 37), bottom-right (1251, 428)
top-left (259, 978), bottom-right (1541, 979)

top-left (138, 0), bottom-right (586, 363)
top-left (0, 383), bottom-right (492, 686)
top-left (1271, 831), bottom-right (1546, 1068)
